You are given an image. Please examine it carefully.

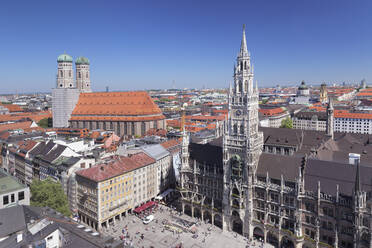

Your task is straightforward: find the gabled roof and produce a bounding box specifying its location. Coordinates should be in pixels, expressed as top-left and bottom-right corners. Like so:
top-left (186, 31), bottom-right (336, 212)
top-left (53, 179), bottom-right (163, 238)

top-left (18, 140), bottom-right (38, 152)
top-left (0, 121), bottom-right (34, 133)
top-left (305, 159), bottom-right (372, 195)
top-left (189, 139), bottom-right (223, 169)
top-left (161, 139), bottom-right (180, 150)
top-left (141, 144), bottom-right (169, 160)
top-left (257, 153), bottom-right (302, 182)
top-left (0, 206), bottom-right (26, 238)
top-left (76, 153), bottom-right (155, 182)
top-left (0, 104), bottom-right (23, 113)
top-left (71, 91), bottom-right (165, 121)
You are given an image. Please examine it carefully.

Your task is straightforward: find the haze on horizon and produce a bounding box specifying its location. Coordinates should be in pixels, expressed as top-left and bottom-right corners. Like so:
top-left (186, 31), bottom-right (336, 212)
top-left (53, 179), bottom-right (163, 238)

top-left (0, 0), bottom-right (371, 94)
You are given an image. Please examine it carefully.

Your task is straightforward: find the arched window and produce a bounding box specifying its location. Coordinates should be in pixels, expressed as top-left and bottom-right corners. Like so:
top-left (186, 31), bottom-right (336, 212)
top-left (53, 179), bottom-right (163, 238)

top-left (233, 124), bottom-right (237, 134)
top-left (232, 188), bottom-right (239, 196)
top-left (69, 70), bottom-right (71, 77)
top-left (244, 80), bottom-right (248, 92)
top-left (240, 61), bottom-right (243, 71)
top-left (240, 125), bottom-right (244, 134)
top-left (60, 70), bottom-right (63, 77)
top-left (79, 72), bottom-right (81, 78)
top-left (232, 199), bottom-right (240, 207)
top-left (86, 72), bottom-right (89, 78)
top-left (244, 61), bottom-right (247, 70)
top-left (239, 81), bottom-right (243, 93)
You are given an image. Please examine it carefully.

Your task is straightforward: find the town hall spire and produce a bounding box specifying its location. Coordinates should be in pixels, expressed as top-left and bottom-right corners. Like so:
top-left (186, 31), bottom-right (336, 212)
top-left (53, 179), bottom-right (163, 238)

top-left (240, 24), bottom-right (248, 56)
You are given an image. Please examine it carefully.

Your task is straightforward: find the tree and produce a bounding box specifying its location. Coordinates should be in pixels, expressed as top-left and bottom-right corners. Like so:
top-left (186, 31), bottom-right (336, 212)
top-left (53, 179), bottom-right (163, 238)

top-left (280, 117), bottom-right (293, 129)
top-left (37, 117), bottom-right (52, 128)
top-left (30, 178), bottom-right (71, 216)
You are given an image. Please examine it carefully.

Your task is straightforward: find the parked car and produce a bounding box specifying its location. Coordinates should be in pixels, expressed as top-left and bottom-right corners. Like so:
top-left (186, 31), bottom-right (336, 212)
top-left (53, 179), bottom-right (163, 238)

top-left (143, 215), bottom-right (154, 224)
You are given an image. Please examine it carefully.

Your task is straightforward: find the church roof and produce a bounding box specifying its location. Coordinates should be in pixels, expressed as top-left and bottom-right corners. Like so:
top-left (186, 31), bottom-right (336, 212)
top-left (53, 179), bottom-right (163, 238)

top-left (57, 53), bottom-right (73, 63)
top-left (75, 56), bottom-right (90, 65)
top-left (298, 81), bottom-right (308, 90)
top-left (70, 91), bottom-right (165, 121)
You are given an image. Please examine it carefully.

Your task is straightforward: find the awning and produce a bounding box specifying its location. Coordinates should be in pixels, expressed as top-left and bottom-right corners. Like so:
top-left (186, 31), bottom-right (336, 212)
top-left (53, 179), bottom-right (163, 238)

top-left (133, 201), bottom-right (157, 214)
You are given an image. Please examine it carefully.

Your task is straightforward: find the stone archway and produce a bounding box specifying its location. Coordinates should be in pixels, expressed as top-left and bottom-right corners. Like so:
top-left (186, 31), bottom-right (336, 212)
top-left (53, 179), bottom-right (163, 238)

top-left (232, 210), bottom-right (240, 218)
top-left (214, 214), bottom-right (222, 229)
top-left (280, 236), bottom-right (294, 248)
top-left (232, 187), bottom-right (239, 196)
top-left (194, 207), bottom-right (201, 219)
top-left (184, 204), bottom-right (192, 217)
top-left (361, 231), bottom-right (370, 247)
top-left (203, 210), bottom-right (212, 224)
top-left (253, 227), bottom-right (264, 241)
top-left (232, 218), bottom-right (243, 234)
top-left (267, 231), bottom-right (279, 248)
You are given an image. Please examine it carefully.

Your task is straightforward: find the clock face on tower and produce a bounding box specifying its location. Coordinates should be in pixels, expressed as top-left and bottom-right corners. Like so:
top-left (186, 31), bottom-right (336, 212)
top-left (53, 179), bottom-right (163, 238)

top-left (235, 110), bottom-right (242, 117)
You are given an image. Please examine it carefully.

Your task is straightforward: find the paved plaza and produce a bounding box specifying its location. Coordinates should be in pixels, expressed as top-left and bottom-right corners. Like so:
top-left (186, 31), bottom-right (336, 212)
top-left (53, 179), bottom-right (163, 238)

top-left (101, 205), bottom-right (274, 248)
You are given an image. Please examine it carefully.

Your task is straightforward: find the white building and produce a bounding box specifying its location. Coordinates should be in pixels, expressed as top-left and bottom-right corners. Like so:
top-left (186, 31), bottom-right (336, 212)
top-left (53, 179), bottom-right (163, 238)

top-left (0, 169), bottom-right (30, 209)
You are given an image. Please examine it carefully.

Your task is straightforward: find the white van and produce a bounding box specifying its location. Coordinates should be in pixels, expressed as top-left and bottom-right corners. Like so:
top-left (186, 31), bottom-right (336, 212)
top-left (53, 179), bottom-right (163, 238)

top-left (143, 215), bottom-right (154, 224)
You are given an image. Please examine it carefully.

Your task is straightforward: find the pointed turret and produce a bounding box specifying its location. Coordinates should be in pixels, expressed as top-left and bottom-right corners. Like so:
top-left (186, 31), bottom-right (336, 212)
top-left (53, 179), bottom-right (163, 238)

top-left (239, 24), bottom-right (248, 56)
top-left (326, 97), bottom-right (334, 139)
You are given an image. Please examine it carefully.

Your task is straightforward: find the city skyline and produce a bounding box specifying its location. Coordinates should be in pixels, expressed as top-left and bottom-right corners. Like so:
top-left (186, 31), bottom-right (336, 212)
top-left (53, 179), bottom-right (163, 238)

top-left (1, 0), bottom-right (371, 93)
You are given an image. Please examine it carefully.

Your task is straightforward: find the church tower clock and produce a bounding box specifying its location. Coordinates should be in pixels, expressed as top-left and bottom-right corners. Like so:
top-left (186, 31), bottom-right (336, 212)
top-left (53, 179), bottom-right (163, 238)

top-left (222, 25), bottom-right (264, 237)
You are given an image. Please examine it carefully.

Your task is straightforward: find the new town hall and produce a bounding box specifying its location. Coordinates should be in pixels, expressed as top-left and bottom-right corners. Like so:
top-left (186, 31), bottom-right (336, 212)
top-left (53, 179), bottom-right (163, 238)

top-left (179, 26), bottom-right (372, 248)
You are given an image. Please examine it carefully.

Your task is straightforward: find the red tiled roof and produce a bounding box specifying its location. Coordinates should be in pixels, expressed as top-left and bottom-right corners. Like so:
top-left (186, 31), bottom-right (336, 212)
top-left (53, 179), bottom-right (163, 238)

top-left (0, 131), bottom-right (10, 140)
top-left (335, 111), bottom-right (372, 120)
top-left (259, 107), bottom-right (285, 116)
top-left (0, 121), bottom-right (34, 132)
top-left (0, 104), bottom-right (23, 112)
top-left (186, 115), bottom-right (225, 121)
top-left (357, 92), bottom-right (372, 96)
top-left (309, 106), bottom-right (326, 112)
top-left (18, 140), bottom-right (38, 151)
top-left (161, 139), bottom-right (180, 149)
top-left (0, 111), bottom-right (51, 123)
top-left (76, 153), bottom-right (155, 182)
top-left (71, 91), bottom-right (164, 118)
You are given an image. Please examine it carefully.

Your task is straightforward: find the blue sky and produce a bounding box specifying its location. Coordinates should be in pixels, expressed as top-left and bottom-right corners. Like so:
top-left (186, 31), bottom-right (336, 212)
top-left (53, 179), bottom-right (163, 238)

top-left (0, 0), bottom-right (371, 93)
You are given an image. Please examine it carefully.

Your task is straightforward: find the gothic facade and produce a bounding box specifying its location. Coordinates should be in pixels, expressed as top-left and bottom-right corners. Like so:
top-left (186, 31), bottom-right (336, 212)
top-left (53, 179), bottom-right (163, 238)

top-left (179, 26), bottom-right (372, 248)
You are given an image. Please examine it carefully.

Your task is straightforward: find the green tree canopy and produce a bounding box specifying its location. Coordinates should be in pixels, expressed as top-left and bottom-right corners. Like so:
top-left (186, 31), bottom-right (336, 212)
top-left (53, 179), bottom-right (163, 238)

top-left (30, 178), bottom-right (71, 216)
top-left (280, 117), bottom-right (293, 129)
top-left (37, 117), bottom-right (52, 128)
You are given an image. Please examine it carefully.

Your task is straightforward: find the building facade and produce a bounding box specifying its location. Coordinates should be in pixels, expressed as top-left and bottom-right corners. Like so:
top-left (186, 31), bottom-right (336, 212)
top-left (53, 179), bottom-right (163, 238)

top-left (52, 53), bottom-right (85, 128)
top-left (69, 91), bottom-right (166, 137)
top-left (294, 107), bottom-right (372, 135)
top-left (75, 153), bottom-right (158, 230)
top-left (75, 57), bottom-right (92, 93)
top-left (52, 53), bottom-right (92, 128)
top-left (0, 169), bottom-right (30, 209)
top-left (179, 26), bottom-right (372, 248)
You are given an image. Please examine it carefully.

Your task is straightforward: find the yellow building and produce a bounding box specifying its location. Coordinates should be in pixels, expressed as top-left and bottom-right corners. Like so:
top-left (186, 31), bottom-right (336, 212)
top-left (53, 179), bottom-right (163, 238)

top-left (76, 153), bottom-right (156, 230)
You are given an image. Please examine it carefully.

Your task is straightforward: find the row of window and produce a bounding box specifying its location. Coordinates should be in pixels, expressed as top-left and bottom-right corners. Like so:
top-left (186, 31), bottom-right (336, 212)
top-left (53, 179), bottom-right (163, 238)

top-left (3, 191), bottom-right (25, 205)
top-left (59, 70), bottom-right (89, 78)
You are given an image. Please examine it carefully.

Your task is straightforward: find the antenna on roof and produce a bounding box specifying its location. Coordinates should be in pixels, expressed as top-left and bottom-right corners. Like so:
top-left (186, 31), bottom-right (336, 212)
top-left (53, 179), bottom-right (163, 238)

top-left (106, 86), bottom-right (109, 92)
